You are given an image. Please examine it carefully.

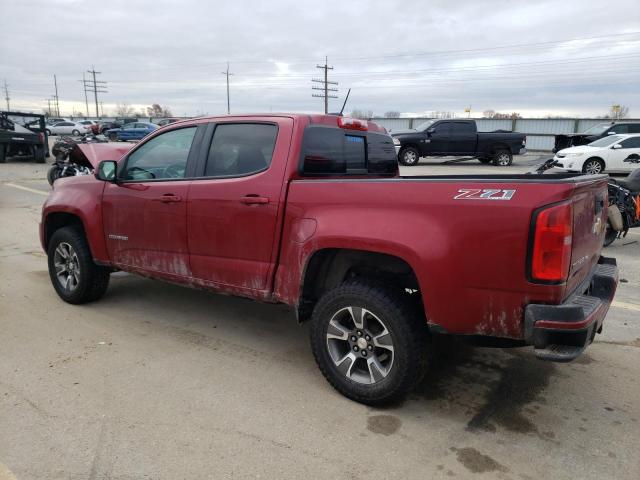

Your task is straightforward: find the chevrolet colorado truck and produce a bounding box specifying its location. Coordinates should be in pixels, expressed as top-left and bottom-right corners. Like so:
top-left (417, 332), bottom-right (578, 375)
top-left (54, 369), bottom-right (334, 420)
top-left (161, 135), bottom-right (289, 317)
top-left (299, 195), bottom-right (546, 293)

top-left (41, 114), bottom-right (618, 405)
top-left (392, 119), bottom-right (526, 166)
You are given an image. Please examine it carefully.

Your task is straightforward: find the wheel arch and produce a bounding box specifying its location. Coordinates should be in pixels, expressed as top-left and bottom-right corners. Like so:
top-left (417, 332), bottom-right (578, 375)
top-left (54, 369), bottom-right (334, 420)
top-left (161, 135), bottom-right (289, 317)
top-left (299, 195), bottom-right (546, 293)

top-left (296, 248), bottom-right (422, 323)
top-left (43, 212), bottom-right (86, 251)
top-left (583, 156), bottom-right (606, 172)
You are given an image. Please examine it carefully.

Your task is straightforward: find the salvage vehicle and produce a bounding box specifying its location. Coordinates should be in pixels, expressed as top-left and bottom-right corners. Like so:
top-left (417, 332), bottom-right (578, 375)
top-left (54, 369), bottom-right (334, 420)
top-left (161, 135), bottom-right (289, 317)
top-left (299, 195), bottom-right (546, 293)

top-left (553, 122), bottom-right (640, 152)
top-left (391, 119), bottom-right (526, 166)
top-left (105, 121), bottom-right (157, 141)
top-left (553, 134), bottom-right (640, 174)
top-left (40, 114), bottom-right (618, 405)
top-left (0, 111), bottom-right (48, 163)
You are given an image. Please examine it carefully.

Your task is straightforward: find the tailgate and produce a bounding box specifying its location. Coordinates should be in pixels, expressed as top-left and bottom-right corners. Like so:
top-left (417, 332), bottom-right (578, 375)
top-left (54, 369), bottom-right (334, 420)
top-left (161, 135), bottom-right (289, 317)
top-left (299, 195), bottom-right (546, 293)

top-left (565, 176), bottom-right (608, 297)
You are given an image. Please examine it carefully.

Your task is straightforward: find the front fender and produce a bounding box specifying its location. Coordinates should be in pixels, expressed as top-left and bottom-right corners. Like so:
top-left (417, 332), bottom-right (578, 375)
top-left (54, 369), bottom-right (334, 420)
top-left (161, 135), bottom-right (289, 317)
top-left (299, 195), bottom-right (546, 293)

top-left (41, 176), bottom-right (109, 262)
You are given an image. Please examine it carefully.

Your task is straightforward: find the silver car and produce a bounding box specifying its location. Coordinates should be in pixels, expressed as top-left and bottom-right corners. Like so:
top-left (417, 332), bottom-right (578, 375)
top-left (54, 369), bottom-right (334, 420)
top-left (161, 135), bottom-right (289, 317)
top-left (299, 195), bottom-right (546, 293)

top-left (45, 121), bottom-right (90, 136)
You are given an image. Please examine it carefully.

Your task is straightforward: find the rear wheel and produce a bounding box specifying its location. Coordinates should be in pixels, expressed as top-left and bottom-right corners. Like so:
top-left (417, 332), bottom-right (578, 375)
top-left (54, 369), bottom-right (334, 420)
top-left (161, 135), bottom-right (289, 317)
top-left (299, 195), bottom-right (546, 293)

top-left (399, 147), bottom-right (420, 166)
top-left (492, 149), bottom-right (513, 166)
top-left (71, 129), bottom-right (80, 136)
top-left (582, 158), bottom-right (605, 175)
top-left (47, 226), bottom-right (110, 304)
top-left (310, 281), bottom-right (429, 405)
top-left (34, 145), bottom-right (46, 163)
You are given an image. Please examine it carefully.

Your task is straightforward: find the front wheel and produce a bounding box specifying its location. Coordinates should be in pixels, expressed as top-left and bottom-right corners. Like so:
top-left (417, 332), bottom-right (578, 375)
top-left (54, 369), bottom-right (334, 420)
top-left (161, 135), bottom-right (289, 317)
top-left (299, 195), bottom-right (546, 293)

top-left (71, 129), bottom-right (80, 136)
top-left (582, 158), bottom-right (605, 175)
top-left (310, 281), bottom-right (428, 405)
top-left (47, 226), bottom-right (110, 304)
top-left (399, 147), bottom-right (420, 166)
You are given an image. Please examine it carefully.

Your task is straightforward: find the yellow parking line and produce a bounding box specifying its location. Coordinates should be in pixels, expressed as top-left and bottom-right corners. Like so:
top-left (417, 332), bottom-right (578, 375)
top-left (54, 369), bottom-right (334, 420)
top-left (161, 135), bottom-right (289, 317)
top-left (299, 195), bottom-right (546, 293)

top-left (612, 301), bottom-right (640, 312)
top-left (4, 183), bottom-right (48, 196)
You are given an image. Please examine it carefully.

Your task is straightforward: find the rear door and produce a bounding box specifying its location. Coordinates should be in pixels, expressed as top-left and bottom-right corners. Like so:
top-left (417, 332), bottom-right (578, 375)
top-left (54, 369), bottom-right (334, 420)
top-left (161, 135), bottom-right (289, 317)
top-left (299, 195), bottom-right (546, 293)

top-left (609, 136), bottom-right (640, 171)
top-left (186, 118), bottom-right (293, 292)
top-left (447, 122), bottom-right (477, 154)
top-left (102, 125), bottom-right (201, 278)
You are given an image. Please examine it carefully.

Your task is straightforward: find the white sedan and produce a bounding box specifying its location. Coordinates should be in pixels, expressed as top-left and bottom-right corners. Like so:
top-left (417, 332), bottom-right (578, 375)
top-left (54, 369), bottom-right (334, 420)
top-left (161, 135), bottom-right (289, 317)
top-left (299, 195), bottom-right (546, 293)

top-left (554, 134), bottom-right (640, 174)
top-left (45, 121), bottom-right (90, 136)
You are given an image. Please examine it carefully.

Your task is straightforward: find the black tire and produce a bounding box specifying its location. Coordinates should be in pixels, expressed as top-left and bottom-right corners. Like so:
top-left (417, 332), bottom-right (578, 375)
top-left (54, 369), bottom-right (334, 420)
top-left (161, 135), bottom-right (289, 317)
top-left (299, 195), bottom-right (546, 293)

top-left (47, 226), bottom-right (110, 304)
top-left (0, 144), bottom-right (6, 163)
top-left (582, 158), bottom-right (605, 175)
top-left (71, 129), bottom-right (80, 136)
top-left (399, 147), bottom-right (420, 166)
top-left (492, 149), bottom-right (513, 166)
top-left (603, 223), bottom-right (618, 247)
top-left (310, 281), bottom-right (429, 405)
top-left (478, 158), bottom-right (492, 164)
top-left (34, 145), bottom-right (46, 163)
top-left (108, 133), bottom-right (118, 142)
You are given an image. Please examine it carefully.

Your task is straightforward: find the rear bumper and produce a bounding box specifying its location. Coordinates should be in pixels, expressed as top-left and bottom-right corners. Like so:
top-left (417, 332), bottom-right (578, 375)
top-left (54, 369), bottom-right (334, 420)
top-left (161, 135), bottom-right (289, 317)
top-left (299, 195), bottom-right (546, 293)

top-left (524, 256), bottom-right (618, 362)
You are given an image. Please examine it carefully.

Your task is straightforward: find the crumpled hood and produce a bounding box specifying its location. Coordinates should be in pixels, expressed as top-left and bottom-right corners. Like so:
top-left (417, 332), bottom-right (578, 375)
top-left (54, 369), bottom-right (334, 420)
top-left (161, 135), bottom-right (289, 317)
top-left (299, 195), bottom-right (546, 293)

top-left (73, 143), bottom-right (134, 168)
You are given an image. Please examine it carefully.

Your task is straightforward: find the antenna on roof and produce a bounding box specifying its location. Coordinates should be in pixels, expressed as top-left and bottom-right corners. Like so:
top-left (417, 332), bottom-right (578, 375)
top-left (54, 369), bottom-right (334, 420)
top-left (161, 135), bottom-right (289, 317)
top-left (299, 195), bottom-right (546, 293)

top-left (339, 88), bottom-right (351, 116)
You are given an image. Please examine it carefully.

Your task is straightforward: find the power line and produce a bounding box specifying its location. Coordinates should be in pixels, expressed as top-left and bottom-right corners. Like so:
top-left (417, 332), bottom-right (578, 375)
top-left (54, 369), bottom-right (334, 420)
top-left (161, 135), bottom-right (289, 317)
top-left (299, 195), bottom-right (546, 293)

top-left (87, 66), bottom-right (108, 118)
top-left (312, 56), bottom-right (338, 114)
top-left (3, 79), bottom-right (9, 110)
top-left (221, 62), bottom-right (234, 114)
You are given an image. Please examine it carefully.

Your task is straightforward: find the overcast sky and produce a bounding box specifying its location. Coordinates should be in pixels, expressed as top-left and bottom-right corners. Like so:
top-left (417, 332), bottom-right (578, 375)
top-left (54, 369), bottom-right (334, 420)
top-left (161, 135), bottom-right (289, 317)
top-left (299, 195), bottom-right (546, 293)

top-left (1, 0), bottom-right (639, 118)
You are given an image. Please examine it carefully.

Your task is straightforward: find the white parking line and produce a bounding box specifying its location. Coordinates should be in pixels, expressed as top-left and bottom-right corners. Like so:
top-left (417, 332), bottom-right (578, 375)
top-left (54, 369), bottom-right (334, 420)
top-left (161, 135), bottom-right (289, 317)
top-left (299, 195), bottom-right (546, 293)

top-left (612, 301), bottom-right (640, 312)
top-left (4, 182), bottom-right (49, 196)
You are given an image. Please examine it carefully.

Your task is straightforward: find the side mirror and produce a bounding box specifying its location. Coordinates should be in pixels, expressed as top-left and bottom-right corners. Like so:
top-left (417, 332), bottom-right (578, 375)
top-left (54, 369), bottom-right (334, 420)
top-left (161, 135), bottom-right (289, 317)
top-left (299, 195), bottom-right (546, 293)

top-left (96, 160), bottom-right (118, 182)
top-left (612, 144), bottom-right (622, 149)
top-left (426, 128), bottom-right (435, 135)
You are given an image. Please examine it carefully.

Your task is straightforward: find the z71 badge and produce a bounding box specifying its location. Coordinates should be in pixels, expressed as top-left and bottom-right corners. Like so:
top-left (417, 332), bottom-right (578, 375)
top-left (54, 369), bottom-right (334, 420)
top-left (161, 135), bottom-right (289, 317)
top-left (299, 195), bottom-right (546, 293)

top-left (454, 189), bottom-right (516, 200)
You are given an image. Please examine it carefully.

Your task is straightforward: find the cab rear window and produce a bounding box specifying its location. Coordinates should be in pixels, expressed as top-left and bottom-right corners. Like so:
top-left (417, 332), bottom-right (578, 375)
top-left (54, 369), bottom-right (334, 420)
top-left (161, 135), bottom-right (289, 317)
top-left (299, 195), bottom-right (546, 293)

top-left (301, 125), bottom-right (397, 175)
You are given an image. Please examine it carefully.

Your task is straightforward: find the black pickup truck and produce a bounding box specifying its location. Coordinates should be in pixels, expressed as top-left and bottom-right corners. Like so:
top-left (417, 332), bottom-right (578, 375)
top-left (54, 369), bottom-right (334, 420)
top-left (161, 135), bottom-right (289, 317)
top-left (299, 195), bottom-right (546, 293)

top-left (0, 111), bottom-right (49, 163)
top-left (553, 122), bottom-right (640, 153)
top-left (392, 119), bottom-right (526, 166)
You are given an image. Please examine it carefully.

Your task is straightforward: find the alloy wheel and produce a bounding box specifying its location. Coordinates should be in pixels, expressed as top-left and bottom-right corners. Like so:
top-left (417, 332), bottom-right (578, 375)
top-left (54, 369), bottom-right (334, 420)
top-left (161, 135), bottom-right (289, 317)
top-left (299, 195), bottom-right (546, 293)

top-left (53, 242), bottom-right (81, 292)
top-left (325, 306), bottom-right (395, 385)
top-left (584, 160), bottom-right (603, 174)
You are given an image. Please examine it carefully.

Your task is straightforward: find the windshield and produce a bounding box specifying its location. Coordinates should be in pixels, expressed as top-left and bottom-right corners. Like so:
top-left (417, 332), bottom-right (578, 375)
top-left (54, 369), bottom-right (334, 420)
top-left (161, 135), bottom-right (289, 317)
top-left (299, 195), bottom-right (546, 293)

top-left (413, 120), bottom-right (435, 131)
top-left (582, 123), bottom-right (611, 135)
top-left (588, 135), bottom-right (622, 147)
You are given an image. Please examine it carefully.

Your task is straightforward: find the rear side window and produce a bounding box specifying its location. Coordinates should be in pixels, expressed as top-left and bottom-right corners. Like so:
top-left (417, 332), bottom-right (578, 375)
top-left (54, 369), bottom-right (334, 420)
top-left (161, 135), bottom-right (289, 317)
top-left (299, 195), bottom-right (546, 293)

top-left (628, 124), bottom-right (640, 134)
top-left (450, 122), bottom-right (475, 134)
top-left (620, 137), bottom-right (640, 148)
top-left (611, 125), bottom-right (629, 134)
top-left (433, 122), bottom-right (451, 135)
top-left (301, 126), bottom-right (397, 175)
top-left (204, 123), bottom-right (278, 177)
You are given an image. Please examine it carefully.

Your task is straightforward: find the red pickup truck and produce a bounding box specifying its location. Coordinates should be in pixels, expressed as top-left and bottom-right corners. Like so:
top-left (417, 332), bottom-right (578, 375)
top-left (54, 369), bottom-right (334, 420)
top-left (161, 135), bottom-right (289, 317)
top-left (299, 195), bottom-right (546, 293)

top-left (41, 114), bottom-right (618, 405)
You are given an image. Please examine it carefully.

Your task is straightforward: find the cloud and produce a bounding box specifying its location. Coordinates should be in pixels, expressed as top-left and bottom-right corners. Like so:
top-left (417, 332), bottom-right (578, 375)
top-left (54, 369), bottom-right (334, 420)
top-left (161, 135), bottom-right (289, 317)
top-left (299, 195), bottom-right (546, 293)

top-left (1, 0), bottom-right (639, 117)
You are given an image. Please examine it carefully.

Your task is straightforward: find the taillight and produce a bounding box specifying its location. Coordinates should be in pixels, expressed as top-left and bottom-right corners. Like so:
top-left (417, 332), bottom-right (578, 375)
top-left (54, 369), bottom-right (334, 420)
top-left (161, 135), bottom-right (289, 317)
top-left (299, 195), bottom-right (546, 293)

top-left (38, 132), bottom-right (44, 143)
top-left (530, 202), bottom-right (573, 282)
top-left (338, 117), bottom-right (368, 131)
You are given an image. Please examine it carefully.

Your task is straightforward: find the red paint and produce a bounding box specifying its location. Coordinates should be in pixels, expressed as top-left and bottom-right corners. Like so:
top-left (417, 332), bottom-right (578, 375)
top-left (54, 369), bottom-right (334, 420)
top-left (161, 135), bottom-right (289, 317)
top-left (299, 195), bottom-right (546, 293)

top-left (41, 114), bottom-right (613, 340)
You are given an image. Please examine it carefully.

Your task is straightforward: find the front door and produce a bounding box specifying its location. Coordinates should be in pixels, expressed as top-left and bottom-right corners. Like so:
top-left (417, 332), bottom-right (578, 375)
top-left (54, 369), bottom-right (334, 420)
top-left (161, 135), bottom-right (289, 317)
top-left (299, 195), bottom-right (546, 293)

top-left (102, 125), bottom-right (200, 278)
top-left (608, 136), bottom-right (640, 171)
top-left (187, 119), bottom-right (293, 292)
top-left (422, 122), bottom-right (450, 155)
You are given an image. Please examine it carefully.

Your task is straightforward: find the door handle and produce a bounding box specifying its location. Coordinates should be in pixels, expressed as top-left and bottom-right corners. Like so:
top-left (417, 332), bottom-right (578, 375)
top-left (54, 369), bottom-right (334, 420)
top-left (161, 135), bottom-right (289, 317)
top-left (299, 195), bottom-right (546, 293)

top-left (152, 194), bottom-right (182, 203)
top-left (240, 195), bottom-right (270, 205)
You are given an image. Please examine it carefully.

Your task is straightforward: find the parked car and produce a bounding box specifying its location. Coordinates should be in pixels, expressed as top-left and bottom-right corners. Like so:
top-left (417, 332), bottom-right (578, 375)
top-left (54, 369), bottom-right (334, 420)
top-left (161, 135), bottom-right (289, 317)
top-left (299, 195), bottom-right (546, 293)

top-left (46, 117), bottom-right (69, 126)
top-left (40, 114), bottom-right (617, 405)
top-left (391, 119), bottom-right (526, 166)
top-left (155, 117), bottom-right (181, 126)
top-left (105, 122), bottom-right (158, 141)
top-left (98, 117), bottom-right (139, 134)
top-left (0, 111), bottom-right (48, 163)
top-left (553, 134), bottom-right (640, 174)
top-left (46, 121), bottom-right (90, 136)
top-left (553, 122), bottom-right (640, 152)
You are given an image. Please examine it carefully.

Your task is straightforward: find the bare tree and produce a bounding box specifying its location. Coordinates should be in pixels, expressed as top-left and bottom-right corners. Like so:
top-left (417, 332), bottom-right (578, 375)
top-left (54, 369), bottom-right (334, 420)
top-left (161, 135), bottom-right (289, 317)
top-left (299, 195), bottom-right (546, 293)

top-left (350, 109), bottom-right (374, 119)
top-left (384, 111), bottom-right (401, 118)
top-left (146, 103), bottom-right (173, 117)
top-left (431, 111), bottom-right (455, 119)
top-left (483, 110), bottom-right (496, 118)
top-left (115, 102), bottom-right (136, 117)
top-left (491, 112), bottom-right (521, 119)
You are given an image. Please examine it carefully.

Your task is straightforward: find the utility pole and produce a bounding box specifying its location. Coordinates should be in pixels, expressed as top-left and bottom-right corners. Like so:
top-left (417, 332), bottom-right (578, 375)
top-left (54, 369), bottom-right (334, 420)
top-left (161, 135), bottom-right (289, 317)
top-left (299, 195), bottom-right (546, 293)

top-left (100, 101), bottom-right (104, 117)
top-left (312, 56), bottom-right (338, 114)
top-left (53, 74), bottom-right (60, 116)
top-left (46, 99), bottom-right (52, 116)
top-left (221, 62), bottom-right (233, 114)
top-left (86, 66), bottom-right (108, 118)
top-left (79, 72), bottom-right (89, 117)
top-left (3, 79), bottom-right (10, 110)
